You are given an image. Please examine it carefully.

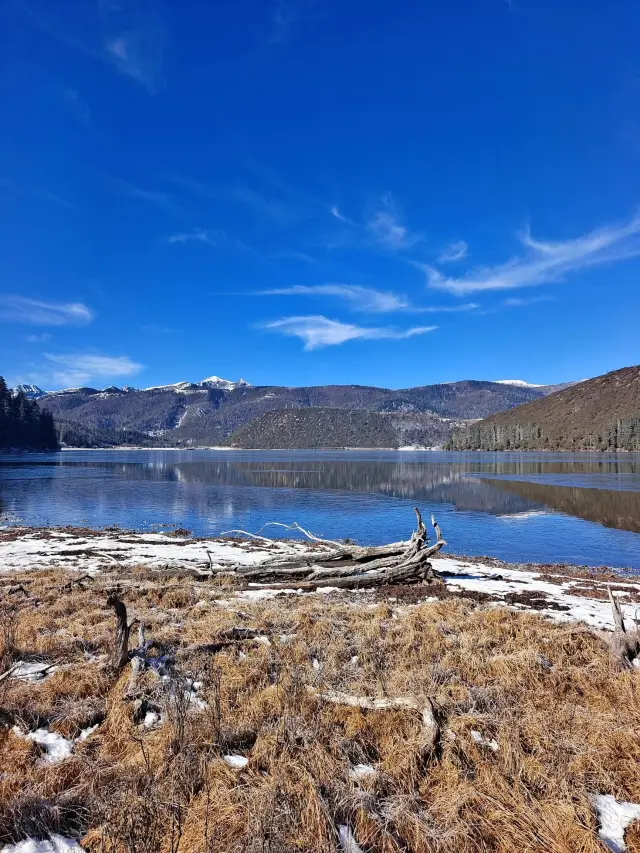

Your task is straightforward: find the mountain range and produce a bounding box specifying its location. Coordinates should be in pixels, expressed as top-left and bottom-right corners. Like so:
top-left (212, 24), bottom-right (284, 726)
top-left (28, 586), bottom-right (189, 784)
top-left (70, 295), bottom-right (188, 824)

top-left (25, 374), bottom-right (576, 449)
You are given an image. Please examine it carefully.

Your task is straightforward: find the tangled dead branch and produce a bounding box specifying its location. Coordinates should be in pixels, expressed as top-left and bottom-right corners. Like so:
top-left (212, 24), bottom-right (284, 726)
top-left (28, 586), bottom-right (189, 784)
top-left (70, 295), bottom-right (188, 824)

top-left (198, 507), bottom-right (446, 590)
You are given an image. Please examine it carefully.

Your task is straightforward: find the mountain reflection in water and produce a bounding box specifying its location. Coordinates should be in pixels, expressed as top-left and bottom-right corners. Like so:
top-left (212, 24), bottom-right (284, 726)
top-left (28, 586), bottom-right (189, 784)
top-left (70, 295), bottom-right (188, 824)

top-left (1, 450), bottom-right (639, 568)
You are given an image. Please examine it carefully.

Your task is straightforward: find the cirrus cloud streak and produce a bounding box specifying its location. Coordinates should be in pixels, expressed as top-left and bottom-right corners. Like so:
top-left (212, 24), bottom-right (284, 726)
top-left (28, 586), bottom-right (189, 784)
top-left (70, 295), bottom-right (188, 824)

top-left (261, 315), bottom-right (437, 350)
top-left (423, 212), bottom-right (640, 295)
top-left (42, 353), bottom-right (143, 389)
top-left (0, 295), bottom-right (94, 325)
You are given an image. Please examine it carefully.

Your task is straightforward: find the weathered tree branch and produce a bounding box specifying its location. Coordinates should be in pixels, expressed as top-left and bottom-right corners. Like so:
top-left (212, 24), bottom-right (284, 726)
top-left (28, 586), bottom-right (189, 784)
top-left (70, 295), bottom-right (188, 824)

top-left (307, 687), bottom-right (439, 753)
top-left (107, 593), bottom-right (132, 671)
top-left (608, 586), bottom-right (640, 669)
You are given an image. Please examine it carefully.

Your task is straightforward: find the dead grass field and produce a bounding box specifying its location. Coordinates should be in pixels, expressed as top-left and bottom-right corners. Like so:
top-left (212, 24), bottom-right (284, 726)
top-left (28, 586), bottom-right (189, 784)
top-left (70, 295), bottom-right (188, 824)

top-left (1, 561), bottom-right (639, 853)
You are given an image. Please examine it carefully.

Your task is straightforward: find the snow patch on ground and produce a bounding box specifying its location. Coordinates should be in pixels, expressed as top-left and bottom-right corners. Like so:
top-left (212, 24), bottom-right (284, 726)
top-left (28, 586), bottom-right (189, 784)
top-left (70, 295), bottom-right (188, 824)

top-left (592, 794), bottom-right (640, 853)
top-left (349, 763), bottom-right (376, 781)
top-left (10, 661), bottom-right (58, 682)
top-left (470, 730), bottom-right (499, 752)
top-left (0, 836), bottom-right (86, 853)
top-left (1, 529), bottom-right (637, 632)
top-left (338, 824), bottom-right (364, 853)
top-left (13, 727), bottom-right (74, 764)
top-left (435, 556), bottom-right (640, 630)
top-left (223, 754), bottom-right (249, 769)
top-left (0, 528), bottom-right (319, 574)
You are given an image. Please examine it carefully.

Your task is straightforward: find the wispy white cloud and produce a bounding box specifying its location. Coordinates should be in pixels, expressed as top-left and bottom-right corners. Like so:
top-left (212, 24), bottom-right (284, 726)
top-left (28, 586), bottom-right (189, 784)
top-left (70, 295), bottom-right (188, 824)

top-left (1, 176), bottom-right (74, 210)
top-left (269, 249), bottom-right (316, 263)
top-left (0, 295), bottom-right (94, 326)
top-left (503, 295), bottom-right (556, 307)
top-left (438, 240), bottom-right (468, 263)
top-left (229, 185), bottom-right (294, 225)
top-left (141, 323), bottom-right (182, 334)
top-left (258, 283), bottom-right (479, 314)
top-left (115, 177), bottom-right (180, 214)
top-left (25, 333), bottom-right (52, 343)
top-left (104, 26), bottom-right (165, 93)
top-left (330, 205), bottom-right (357, 226)
top-left (366, 194), bottom-right (420, 251)
top-left (43, 353), bottom-right (143, 388)
top-left (167, 228), bottom-right (218, 246)
top-left (423, 212), bottom-right (640, 294)
top-left (259, 284), bottom-right (410, 313)
top-left (13, 0), bottom-right (166, 94)
top-left (262, 314), bottom-right (437, 350)
top-left (419, 302), bottom-right (479, 313)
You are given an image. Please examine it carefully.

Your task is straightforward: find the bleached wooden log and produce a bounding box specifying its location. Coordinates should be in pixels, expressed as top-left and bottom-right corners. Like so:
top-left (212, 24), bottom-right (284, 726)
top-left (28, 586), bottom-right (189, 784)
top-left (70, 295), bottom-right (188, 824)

top-left (307, 688), bottom-right (439, 752)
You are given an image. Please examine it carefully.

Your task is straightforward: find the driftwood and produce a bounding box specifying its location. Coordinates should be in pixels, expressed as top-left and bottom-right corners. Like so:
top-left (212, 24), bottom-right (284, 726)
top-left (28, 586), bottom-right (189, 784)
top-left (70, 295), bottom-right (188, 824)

top-left (607, 586), bottom-right (640, 669)
top-left (197, 508), bottom-right (446, 591)
top-left (307, 687), bottom-right (439, 753)
top-left (107, 593), bottom-right (137, 670)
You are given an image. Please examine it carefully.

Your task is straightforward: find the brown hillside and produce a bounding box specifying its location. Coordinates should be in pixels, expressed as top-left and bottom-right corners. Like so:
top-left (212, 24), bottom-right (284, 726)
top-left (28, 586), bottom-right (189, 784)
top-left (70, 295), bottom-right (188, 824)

top-left (448, 365), bottom-right (640, 451)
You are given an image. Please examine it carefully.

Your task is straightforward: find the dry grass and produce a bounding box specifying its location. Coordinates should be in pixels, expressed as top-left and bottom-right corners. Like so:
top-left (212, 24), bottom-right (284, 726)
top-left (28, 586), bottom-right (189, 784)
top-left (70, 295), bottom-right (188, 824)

top-left (0, 564), bottom-right (639, 853)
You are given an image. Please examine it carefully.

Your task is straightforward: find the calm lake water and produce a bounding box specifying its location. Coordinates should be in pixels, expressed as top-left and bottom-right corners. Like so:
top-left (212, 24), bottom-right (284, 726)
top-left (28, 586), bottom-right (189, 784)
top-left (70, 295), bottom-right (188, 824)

top-left (1, 449), bottom-right (639, 569)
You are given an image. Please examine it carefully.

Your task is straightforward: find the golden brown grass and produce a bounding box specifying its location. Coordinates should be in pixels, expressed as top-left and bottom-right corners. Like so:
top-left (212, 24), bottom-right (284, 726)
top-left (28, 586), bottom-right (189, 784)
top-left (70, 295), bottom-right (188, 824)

top-left (1, 564), bottom-right (639, 852)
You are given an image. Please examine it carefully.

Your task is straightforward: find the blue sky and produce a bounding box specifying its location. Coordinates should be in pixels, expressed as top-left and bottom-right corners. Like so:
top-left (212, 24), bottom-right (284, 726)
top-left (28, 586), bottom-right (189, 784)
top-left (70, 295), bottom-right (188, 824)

top-left (1, 0), bottom-right (640, 391)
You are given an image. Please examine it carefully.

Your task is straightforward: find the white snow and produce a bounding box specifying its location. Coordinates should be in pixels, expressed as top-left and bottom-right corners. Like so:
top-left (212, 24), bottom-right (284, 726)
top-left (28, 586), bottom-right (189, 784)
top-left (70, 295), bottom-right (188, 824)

top-left (338, 825), bottom-right (364, 853)
top-left (13, 728), bottom-right (74, 764)
top-left (142, 711), bottom-right (160, 728)
top-left (0, 529), bottom-right (637, 633)
top-left (494, 379), bottom-right (544, 388)
top-left (10, 661), bottom-right (58, 682)
top-left (77, 724), bottom-right (99, 741)
top-left (435, 556), bottom-right (640, 631)
top-left (200, 376), bottom-right (250, 390)
top-left (0, 836), bottom-right (86, 853)
top-left (0, 529), bottom-right (315, 574)
top-left (592, 794), bottom-right (640, 853)
top-left (349, 763), bottom-right (377, 781)
top-left (470, 730), bottom-right (499, 752)
top-left (144, 376), bottom-right (250, 392)
top-left (223, 754), bottom-right (249, 769)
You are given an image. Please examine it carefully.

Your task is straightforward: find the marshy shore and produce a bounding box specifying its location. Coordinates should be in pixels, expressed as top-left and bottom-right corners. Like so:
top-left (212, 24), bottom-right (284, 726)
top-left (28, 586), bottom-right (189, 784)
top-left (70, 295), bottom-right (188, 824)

top-left (1, 526), bottom-right (639, 852)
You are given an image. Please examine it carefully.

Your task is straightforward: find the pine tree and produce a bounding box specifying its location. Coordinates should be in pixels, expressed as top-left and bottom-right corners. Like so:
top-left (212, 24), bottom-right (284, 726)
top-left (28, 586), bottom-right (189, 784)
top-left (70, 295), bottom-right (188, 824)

top-left (0, 377), bottom-right (60, 451)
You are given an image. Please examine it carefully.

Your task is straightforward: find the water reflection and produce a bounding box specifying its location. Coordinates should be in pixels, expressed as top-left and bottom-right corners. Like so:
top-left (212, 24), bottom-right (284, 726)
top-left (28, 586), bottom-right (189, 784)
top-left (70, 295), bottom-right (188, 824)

top-left (1, 450), bottom-right (639, 568)
top-left (486, 478), bottom-right (640, 533)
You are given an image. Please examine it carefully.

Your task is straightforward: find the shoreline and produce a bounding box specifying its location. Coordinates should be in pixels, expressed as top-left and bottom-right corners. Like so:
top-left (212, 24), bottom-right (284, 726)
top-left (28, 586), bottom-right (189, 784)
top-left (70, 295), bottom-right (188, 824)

top-left (1, 525), bottom-right (638, 630)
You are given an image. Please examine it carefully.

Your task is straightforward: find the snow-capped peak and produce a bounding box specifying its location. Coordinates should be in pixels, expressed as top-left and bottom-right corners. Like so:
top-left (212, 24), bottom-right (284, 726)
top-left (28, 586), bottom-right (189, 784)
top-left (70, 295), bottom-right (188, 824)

top-left (14, 384), bottom-right (45, 398)
top-left (200, 376), bottom-right (251, 390)
top-left (494, 379), bottom-right (544, 388)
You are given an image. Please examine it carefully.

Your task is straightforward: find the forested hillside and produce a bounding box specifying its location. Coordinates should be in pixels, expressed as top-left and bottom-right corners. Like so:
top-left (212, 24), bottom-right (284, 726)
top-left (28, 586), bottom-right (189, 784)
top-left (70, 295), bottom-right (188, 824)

top-left (0, 377), bottom-right (59, 451)
top-left (447, 366), bottom-right (640, 451)
top-left (226, 408), bottom-right (455, 449)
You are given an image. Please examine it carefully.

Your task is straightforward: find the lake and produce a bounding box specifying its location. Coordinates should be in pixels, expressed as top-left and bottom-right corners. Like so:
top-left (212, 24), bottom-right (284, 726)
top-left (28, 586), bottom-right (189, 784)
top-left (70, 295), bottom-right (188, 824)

top-left (1, 449), bottom-right (639, 569)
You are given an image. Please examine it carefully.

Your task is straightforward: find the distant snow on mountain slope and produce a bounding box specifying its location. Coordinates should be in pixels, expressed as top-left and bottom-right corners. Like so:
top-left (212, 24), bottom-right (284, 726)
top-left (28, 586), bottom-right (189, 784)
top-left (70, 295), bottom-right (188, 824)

top-left (144, 376), bottom-right (251, 392)
top-left (200, 376), bottom-right (251, 390)
top-left (494, 380), bottom-right (545, 388)
top-left (14, 384), bottom-right (45, 398)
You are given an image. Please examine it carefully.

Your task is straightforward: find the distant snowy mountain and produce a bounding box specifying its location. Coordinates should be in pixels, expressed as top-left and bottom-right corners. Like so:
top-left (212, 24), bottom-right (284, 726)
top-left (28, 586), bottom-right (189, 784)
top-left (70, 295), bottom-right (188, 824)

top-left (494, 380), bottom-right (544, 388)
top-left (14, 384), bottom-right (45, 398)
top-left (144, 376), bottom-right (251, 392)
top-left (200, 376), bottom-right (251, 391)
